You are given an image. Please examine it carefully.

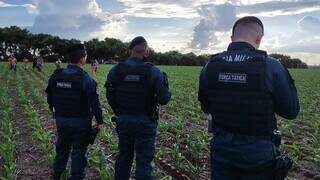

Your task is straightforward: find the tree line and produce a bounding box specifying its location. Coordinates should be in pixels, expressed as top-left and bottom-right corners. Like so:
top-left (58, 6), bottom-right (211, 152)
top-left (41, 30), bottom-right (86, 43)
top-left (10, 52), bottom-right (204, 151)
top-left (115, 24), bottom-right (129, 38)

top-left (270, 54), bottom-right (308, 69)
top-left (0, 26), bottom-right (308, 68)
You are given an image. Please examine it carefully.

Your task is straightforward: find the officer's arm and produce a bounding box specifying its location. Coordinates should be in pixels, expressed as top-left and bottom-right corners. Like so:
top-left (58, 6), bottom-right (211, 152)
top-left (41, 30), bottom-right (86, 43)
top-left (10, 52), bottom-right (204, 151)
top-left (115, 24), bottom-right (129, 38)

top-left (86, 77), bottom-right (103, 125)
top-left (198, 66), bottom-right (209, 113)
top-left (270, 60), bottom-right (300, 120)
top-left (153, 67), bottom-right (171, 105)
top-left (105, 67), bottom-right (117, 113)
top-left (45, 76), bottom-right (54, 112)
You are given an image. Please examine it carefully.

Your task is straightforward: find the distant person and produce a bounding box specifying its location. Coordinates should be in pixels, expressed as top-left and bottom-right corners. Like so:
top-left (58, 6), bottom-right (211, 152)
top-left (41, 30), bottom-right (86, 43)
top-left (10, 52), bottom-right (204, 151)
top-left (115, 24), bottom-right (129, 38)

top-left (46, 44), bottom-right (103, 180)
top-left (23, 58), bottom-right (29, 70)
top-left (36, 55), bottom-right (44, 72)
top-left (198, 16), bottom-right (300, 179)
top-left (8, 55), bottom-right (13, 69)
top-left (33, 57), bottom-right (37, 69)
top-left (0, 51), bottom-right (3, 61)
top-left (105, 36), bottom-right (171, 180)
top-left (12, 56), bottom-right (17, 72)
top-left (91, 60), bottom-right (98, 76)
top-left (8, 55), bottom-right (17, 71)
top-left (55, 59), bottom-right (62, 70)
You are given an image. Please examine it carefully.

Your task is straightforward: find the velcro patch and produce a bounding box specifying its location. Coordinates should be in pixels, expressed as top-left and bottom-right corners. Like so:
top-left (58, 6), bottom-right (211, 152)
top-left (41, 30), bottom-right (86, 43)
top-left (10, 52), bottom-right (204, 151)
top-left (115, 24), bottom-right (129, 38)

top-left (56, 82), bottom-right (72, 89)
top-left (218, 73), bottom-right (247, 83)
top-left (124, 75), bottom-right (140, 82)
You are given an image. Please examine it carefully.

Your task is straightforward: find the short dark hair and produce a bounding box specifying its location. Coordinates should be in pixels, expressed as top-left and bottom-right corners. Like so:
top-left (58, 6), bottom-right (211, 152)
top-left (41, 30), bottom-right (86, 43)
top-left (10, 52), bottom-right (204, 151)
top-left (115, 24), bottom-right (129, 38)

top-left (68, 44), bottom-right (87, 64)
top-left (232, 16), bottom-right (264, 36)
top-left (129, 36), bottom-right (147, 50)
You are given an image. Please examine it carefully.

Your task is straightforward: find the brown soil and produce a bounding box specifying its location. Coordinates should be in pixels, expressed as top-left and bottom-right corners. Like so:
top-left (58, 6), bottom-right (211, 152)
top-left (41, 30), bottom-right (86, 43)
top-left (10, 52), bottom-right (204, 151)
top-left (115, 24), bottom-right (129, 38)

top-left (9, 75), bottom-right (52, 179)
top-left (155, 157), bottom-right (192, 180)
top-left (33, 69), bottom-right (49, 83)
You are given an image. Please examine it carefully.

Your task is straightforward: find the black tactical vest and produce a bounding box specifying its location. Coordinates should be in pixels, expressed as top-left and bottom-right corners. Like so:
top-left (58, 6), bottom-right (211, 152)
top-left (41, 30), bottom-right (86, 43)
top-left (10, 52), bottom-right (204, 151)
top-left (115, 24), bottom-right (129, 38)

top-left (113, 62), bottom-right (155, 115)
top-left (206, 50), bottom-right (276, 136)
top-left (51, 69), bottom-right (89, 117)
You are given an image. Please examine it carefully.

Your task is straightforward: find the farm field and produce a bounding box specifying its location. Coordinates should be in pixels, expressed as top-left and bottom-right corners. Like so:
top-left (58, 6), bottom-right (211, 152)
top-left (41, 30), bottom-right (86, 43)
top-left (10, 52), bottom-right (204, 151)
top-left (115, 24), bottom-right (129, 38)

top-left (0, 62), bottom-right (319, 180)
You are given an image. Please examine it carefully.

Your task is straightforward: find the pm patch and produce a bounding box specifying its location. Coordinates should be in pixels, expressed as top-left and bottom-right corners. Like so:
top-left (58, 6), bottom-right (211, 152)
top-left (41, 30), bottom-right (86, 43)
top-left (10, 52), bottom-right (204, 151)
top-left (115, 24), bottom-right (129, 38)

top-left (56, 82), bottom-right (72, 89)
top-left (218, 73), bottom-right (247, 84)
top-left (124, 75), bottom-right (141, 82)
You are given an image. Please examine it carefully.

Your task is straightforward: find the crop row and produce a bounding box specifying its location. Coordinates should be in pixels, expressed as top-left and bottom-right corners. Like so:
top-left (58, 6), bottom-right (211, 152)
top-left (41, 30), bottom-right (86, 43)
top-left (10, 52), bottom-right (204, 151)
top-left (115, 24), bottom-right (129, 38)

top-left (15, 68), bottom-right (55, 165)
top-left (0, 65), bottom-right (15, 179)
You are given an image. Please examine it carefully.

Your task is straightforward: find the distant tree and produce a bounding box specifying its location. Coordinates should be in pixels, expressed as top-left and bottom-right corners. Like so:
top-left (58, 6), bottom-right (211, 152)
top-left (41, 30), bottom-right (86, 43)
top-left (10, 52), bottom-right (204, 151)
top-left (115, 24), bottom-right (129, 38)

top-left (0, 26), bottom-right (310, 67)
top-left (270, 53), bottom-right (308, 69)
top-left (84, 38), bottom-right (100, 61)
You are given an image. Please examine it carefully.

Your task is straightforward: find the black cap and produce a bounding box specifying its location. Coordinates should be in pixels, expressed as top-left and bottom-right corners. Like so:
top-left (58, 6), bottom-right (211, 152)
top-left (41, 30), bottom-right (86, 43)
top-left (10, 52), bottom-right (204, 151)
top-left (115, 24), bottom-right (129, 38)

top-left (68, 44), bottom-right (86, 54)
top-left (232, 16), bottom-right (264, 35)
top-left (129, 36), bottom-right (147, 50)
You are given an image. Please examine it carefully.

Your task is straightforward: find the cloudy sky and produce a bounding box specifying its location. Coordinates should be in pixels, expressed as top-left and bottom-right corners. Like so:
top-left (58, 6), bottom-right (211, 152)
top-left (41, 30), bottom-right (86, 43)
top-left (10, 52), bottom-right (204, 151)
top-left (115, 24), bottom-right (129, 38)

top-left (1, 0), bottom-right (320, 65)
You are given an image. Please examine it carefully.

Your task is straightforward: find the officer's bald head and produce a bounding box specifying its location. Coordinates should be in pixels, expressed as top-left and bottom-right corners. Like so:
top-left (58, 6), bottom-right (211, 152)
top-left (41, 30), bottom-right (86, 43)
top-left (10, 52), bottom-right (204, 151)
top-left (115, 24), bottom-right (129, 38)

top-left (231, 16), bottom-right (264, 49)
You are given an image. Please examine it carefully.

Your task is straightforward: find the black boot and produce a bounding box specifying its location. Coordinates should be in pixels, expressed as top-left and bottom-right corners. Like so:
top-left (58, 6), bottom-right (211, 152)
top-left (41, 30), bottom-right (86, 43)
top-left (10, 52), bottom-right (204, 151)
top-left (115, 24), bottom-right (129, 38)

top-left (68, 176), bottom-right (84, 180)
top-left (53, 172), bottom-right (62, 180)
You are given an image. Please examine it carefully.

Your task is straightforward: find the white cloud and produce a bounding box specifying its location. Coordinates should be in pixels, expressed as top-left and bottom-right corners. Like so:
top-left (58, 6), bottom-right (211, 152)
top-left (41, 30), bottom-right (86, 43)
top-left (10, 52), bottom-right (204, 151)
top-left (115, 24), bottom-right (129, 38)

top-left (117, 0), bottom-right (320, 19)
top-left (190, 3), bottom-right (236, 49)
top-left (0, 1), bottom-right (38, 14)
top-left (267, 16), bottom-right (320, 54)
top-left (298, 16), bottom-right (320, 32)
top-left (277, 38), bottom-right (320, 54)
top-left (186, 1), bottom-right (320, 64)
top-left (2, 0), bottom-right (320, 64)
top-left (261, 16), bottom-right (320, 65)
top-left (29, 0), bottom-right (127, 40)
top-left (238, 0), bottom-right (320, 17)
top-left (116, 0), bottom-right (320, 57)
top-left (118, 0), bottom-right (199, 18)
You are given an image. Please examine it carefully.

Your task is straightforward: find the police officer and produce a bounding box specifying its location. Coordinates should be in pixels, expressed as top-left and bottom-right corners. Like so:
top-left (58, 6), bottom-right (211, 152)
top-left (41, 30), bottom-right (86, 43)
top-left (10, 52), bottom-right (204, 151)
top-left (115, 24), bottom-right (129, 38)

top-left (105, 36), bottom-right (171, 180)
top-left (46, 44), bottom-right (103, 180)
top-left (198, 16), bottom-right (300, 179)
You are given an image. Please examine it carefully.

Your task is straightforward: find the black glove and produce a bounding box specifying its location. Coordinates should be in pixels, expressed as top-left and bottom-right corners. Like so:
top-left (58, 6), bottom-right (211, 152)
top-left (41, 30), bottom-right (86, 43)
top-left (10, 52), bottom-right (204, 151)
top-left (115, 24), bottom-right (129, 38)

top-left (274, 155), bottom-right (293, 180)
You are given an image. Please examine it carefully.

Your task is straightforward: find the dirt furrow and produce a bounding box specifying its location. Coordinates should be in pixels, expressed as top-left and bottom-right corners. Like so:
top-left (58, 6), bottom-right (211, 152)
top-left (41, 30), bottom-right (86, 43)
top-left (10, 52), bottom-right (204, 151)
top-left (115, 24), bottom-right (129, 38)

top-left (9, 75), bottom-right (52, 179)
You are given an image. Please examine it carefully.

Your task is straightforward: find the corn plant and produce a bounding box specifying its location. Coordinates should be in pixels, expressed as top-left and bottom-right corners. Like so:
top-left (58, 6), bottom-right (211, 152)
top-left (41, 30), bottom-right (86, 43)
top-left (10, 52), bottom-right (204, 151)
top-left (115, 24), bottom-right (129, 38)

top-left (0, 76), bottom-right (16, 179)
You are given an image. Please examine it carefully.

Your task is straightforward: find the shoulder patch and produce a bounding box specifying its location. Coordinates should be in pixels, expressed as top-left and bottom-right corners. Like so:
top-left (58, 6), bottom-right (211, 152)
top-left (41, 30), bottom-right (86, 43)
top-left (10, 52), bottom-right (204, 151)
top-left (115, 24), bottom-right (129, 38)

top-left (210, 53), bottom-right (221, 60)
top-left (209, 53), bottom-right (223, 63)
top-left (144, 62), bottom-right (154, 67)
top-left (267, 56), bottom-right (279, 62)
top-left (255, 50), bottom-right (268, 57)
top-left (117, 62), bottom-right (129, 68)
